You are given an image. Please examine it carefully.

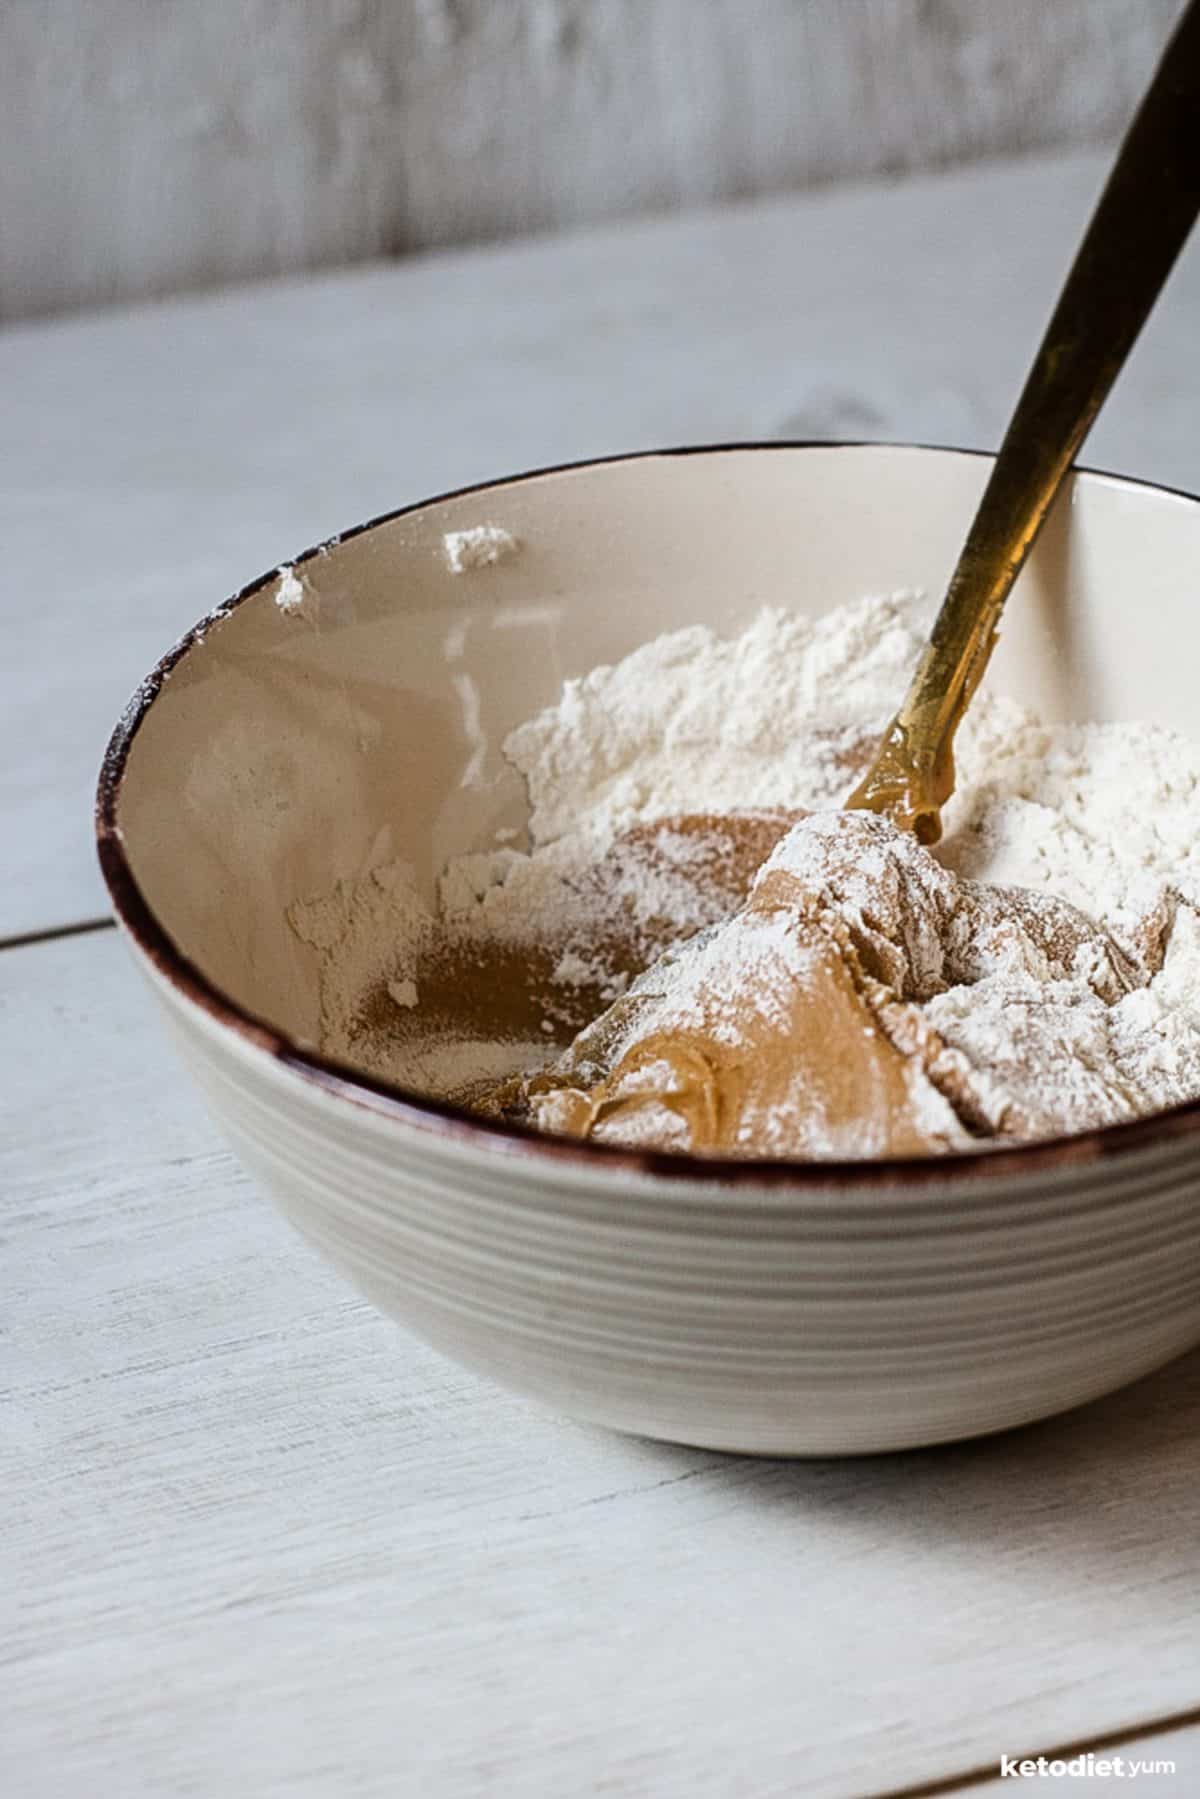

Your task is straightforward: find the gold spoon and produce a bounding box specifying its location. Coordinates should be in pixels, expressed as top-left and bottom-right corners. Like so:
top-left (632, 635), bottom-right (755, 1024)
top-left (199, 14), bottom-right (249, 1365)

top-left (847, 0), bottom-right (1200, 845)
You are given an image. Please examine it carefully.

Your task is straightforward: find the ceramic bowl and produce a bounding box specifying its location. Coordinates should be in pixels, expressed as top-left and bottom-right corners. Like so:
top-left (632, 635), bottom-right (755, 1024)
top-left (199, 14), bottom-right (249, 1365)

top-left (96, 444), bottom-right (1200, 1455)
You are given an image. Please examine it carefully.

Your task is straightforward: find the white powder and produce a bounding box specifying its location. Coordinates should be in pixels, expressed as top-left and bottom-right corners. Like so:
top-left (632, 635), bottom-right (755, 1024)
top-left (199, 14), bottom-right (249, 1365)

top-left (292, 591), bottom-right (1200, 1152)
top-left (506, 594), bottom-right (922, 852)
top-left (274, 564), bottom-right (318, 618)
top-left (443, 525), bottom-right (520, 573)
top-left (288, 860), bottom-right (435, 1077)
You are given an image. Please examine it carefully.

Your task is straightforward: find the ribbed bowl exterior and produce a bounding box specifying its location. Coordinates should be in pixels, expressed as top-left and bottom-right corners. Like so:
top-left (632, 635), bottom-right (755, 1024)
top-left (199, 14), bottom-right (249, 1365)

top-left (151, 958), bottom-right (1200, 1456)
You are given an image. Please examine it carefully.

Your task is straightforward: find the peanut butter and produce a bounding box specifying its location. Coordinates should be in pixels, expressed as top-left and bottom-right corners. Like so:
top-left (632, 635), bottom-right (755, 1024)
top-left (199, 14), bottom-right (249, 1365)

top-left (493, 810), bottom-right (1147, 1159)
top-left (526, 893), bottom-right (963, 1157)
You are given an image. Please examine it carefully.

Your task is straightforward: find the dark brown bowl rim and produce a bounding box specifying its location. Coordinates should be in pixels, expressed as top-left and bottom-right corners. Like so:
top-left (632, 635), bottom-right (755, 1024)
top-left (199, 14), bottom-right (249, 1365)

top-left (95, 440), bottom-right (1200, 1191)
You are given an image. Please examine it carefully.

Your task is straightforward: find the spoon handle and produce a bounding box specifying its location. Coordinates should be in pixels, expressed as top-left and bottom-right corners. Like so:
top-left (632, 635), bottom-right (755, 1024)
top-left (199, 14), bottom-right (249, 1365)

top-left (847, 0), bottom-right (1200, 844)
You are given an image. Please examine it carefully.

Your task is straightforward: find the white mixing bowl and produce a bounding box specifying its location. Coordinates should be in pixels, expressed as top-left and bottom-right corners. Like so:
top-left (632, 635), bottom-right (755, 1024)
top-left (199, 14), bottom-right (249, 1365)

top-left (97, 445), bottom-right (1200, 1454)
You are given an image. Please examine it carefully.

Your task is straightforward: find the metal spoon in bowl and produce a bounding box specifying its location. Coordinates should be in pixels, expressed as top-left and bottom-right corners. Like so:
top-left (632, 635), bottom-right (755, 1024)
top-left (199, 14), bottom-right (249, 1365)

top-left (846, 0), bottom-right (1200, 845)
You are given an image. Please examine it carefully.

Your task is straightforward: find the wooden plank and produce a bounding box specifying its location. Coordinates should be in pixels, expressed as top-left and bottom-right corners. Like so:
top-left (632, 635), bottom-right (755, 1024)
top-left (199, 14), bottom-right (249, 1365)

top-left (6, 149), bottom-right (1200, 942)
top-left (3, 926), bottom-right (1199, 1797)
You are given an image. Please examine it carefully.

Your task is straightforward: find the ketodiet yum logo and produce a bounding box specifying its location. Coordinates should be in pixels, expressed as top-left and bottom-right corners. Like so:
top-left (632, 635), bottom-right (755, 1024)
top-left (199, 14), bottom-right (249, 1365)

top-left (999, 1752), bottom-right (1177, 1781)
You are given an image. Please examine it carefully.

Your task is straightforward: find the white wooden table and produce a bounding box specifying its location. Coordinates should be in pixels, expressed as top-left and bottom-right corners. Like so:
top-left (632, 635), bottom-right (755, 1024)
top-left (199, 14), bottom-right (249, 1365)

top-left (5, 150), bottom-right (1200, 1798)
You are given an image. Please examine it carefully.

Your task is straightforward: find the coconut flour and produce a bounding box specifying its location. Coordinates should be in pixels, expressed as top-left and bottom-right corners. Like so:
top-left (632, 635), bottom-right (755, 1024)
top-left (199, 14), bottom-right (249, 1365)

top-left (289, 591), bottom-right (1200, 1157)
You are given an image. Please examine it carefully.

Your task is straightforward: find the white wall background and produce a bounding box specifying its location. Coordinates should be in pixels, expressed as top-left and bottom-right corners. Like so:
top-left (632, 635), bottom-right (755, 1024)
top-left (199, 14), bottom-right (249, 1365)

top-left (3, 0), bottom-right (1185, 320)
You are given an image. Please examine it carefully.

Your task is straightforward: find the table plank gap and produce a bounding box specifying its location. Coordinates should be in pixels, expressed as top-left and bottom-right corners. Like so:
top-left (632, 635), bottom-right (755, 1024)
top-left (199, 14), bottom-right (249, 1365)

top-left (0, 915), bottom-right (113, 955)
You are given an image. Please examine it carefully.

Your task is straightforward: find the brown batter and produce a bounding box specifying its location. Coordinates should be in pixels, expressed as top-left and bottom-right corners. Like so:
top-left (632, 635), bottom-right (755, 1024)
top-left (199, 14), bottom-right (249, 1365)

top-left (379, 809), bottom-right (804, 1061)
